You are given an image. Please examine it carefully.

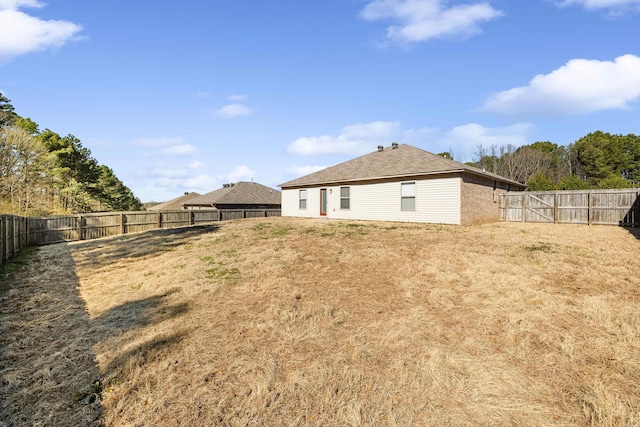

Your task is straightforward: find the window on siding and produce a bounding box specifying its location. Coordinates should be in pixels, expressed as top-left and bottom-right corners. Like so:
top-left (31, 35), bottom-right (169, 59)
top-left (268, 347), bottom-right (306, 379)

top-left (340, 186), bottom-right (350, 210)
top-left (401, 182), bottom-right (416, 211)
top-left (299, 189), bottom-right (307, 210)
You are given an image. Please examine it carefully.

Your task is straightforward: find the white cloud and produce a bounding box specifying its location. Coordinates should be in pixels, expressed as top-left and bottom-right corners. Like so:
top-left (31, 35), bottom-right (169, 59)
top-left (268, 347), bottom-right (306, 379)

top-left (229, 94), bottom-right (247, 101)
top-left (287, 121), bottom-right (399, 156)
top-left (360, 0), bottom-right (503, 43)
top-left (442, 123), bottom-right (533, 159)
top-left (287, 165), bottom-right (328, 176)
top-left (214, 103), bottom-right (251, 118)
top-left (133, 136), bottom-right (185, 147)
top-left (288, 121), bottom-right (531, 162)
top-left (159, 144), bottom-right (196, 156)
top-left (0, 1), bottom-right (82, 61)
top-left (0, 1), bottom-right (43, 9)
top-left (555, 0), bottom-right (640, 11)
top-left (227, 165), bottom-right (255, 182)
top-left (483, 54), bottom-right (640, 115)
top-left (287, 121), bottom-right (435, 156)
top-left (133, 136), bottom-right (197, 156)
top-left (188, 160), bottom-right (205, 169)
top-left (184, 174), bottom-right (220, 192)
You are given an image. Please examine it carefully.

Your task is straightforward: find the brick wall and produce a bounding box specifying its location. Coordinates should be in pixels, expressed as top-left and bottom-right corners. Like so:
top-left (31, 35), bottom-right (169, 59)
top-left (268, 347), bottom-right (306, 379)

top-left (460, 174), bottom-right (509, 226)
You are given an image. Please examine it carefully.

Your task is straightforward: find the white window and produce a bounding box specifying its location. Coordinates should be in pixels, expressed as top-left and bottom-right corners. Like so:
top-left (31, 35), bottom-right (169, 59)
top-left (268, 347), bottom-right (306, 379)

top-left (401, 182), bottom-right (416, 211)
top-left (340, 187), bottom-right (350, 210)
top-left (299, 189), bottom-right (307, 210)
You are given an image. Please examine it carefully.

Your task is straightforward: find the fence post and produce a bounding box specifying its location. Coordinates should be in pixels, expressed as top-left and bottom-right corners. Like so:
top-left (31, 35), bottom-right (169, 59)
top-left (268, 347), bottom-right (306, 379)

top-left (554, 192), bottom-right (558, 224)
top-left (190, 211), bottom-right (195, 226)
top-left (588, 191), bottom-right (593, 226)
top-left (522, 193), bottom-right (526, 222)
top-left (1, 216), bottom-right (5, 264)
top-left (12, 216), bottom-right (17, 257)
top-left (242, 210), bottom-right (246, 219)
top-left (637, 190), bottom-right (640, 228)
top-left (217, 210), bottom-right (221, 222)
top-left (504, 193), bottom-right (509, 222)
top-left (120, 213), bottom-right (126, 235)
top-left (77, 215), bottom-right (83, 240)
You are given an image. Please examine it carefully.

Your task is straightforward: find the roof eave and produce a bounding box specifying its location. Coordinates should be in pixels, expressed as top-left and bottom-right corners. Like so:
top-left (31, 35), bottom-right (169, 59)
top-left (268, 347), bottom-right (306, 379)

top-left (280, 169), bottom-right (468, 189)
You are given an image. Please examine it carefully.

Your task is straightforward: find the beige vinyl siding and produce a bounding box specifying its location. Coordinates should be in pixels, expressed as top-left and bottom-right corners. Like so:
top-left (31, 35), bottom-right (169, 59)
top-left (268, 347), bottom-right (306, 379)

top-left (283, 177), bottom-right (461, 224)
top-left (282, 188), bottom-right (322, 218)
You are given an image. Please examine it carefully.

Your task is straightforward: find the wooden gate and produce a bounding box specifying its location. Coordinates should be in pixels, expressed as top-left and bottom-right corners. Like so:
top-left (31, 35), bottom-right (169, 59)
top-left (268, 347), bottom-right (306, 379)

top-left (524, 193), bottom-right (555, 223)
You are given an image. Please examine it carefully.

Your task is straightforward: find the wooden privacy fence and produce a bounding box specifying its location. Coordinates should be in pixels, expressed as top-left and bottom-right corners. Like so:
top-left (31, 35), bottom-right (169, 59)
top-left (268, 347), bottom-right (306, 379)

top-left (1, 209), bottom-right (281, 264)
top-left (499, 189), bottom-right (640, 226)
top-left (1, 215), bottom-right (30, 265)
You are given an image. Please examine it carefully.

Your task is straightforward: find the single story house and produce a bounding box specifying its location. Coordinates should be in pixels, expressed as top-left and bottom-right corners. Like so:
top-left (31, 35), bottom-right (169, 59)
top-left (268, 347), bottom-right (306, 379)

top-left (279, 143), bottom-right (526, 225)
top-left (147, 192), bottom-right (201, 211)
top-left (183, 181), bottom-right (281, 210)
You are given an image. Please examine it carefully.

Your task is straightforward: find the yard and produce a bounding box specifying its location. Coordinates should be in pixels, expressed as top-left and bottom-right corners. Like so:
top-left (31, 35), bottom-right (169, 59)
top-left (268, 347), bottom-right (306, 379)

top-left (1, 218), bottom-right (639, 426)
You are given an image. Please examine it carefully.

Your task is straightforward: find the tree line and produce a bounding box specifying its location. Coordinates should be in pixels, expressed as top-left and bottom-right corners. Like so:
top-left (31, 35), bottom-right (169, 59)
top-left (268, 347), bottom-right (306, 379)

top-left (439, 132), bottom-right (640, 191)
top-left (0, 94), bottom-right (142, 216)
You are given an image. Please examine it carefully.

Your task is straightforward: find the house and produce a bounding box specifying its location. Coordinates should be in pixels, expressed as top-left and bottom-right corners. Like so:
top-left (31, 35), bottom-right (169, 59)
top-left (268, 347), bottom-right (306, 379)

top-left (147, 192), bottom-right (201, 211)
top-left (279, 143), bottom-right (526, 225)
top-left (182, 181), bottom-right (281, 210)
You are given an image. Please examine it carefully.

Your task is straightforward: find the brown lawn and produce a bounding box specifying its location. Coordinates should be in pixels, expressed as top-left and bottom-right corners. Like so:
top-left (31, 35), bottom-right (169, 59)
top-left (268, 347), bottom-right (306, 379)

top-left (1, 218), bottom-right (639, 426)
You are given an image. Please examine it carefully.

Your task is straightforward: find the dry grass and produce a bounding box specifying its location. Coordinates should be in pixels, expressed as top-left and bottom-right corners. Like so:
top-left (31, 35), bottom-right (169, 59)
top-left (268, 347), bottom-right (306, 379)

top-left (2, 218), bottom-right (640, 426)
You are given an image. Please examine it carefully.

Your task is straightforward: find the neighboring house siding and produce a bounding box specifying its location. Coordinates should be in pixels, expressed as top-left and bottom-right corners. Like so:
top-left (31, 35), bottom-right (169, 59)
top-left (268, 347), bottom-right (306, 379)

top-left (460, 174), bottom-right (508, 226)
top-left (283, 177), bottom-right (461, 224)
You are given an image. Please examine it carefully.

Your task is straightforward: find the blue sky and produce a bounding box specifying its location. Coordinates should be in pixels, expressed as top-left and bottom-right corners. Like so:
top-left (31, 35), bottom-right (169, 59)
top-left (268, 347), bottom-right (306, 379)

top-left (1, 0), bottom-right (639, 202)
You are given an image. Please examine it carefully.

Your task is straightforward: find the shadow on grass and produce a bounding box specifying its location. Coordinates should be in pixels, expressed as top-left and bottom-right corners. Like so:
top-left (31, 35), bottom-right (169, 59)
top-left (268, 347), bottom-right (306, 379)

top-left (71, 224), bottom-right (220, 268)
top-left (0, 225), bottom-right (217, 426)
top-left (623, 225), bottom-right (640, 240)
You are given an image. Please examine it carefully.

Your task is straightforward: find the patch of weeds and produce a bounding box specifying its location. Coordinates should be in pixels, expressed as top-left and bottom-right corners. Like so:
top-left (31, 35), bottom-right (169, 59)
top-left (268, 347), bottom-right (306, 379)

top-left (346, 223), bottom-right (366, 228)
top-left (175, 264), bottom-right (186, 269)
top-left (523, 242), bottom-right (555, 253)
top-left (320, 229), bottom-right (336, 237)
top-left (73, 380), bottom-right (102, 405)
top-left (213, 233), bottom-right (238, 244)
top-left (218, 249), bottom-right (237, 258)
top-left (143, 271), bottom-right (155, 277)
top-left (0, 245), bottom-right (38, 286)
top-left (205, 263), bottom-right (241, 285)
top-left (271, 226), bottom-right (292, 237)
top-left (201, 256), bottom-right (241, 285)
top-left (252, 222), bottom-right (270, 231)
top-left (299, 227), bottom-right (316, 235)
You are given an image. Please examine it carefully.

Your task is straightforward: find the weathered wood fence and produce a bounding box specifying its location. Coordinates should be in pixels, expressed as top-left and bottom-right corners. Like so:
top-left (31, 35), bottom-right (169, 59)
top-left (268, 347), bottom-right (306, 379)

top-left (499, 189), bottom-right (640, 226)
top-left (1, 215), bottom-right (30, 265)
top-left (1, 209), bottom-right (281, 265)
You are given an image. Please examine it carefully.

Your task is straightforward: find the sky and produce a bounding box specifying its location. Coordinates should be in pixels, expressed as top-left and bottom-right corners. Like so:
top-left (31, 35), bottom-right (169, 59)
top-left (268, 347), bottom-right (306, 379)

top-left (1, 0), bottom-right (639, 202)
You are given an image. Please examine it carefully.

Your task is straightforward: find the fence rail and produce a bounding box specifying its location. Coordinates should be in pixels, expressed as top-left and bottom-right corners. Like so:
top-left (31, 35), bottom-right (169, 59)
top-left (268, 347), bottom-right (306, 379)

top-left (499, 189), bottom-right (640, 226)
top-left (1, 209), bottom-right (281, 265)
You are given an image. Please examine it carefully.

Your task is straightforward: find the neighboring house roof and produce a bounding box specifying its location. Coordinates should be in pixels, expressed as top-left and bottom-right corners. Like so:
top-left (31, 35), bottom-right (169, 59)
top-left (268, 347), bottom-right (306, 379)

top-left (147, 192), bottom-right (201, 211)
top-left (280, 143), bottom-right (525, 188)
top-left (184, 181), bottom-right (282, 207)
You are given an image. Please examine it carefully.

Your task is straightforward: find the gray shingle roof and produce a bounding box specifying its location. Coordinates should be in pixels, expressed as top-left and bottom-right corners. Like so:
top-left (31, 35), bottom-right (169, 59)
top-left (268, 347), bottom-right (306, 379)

top-left (280, 144), bottom-right (525, 188)
top-left (147, 192), bottom-right (201, 211)
top-left (184, 181), bottom-right (281, 207)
